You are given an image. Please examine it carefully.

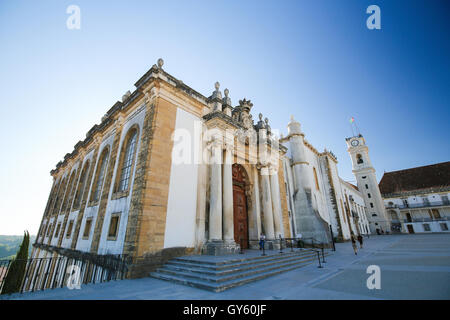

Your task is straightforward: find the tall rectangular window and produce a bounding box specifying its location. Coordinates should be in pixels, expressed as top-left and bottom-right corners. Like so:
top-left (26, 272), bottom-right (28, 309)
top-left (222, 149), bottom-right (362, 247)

top-left (74, 161), bottom-right (90, 209)
top-left (92, 149), bottom-right (109, 203)
top-left (118, 130), bottom-right (138, 192)
top-left (83, 218), bottom-right (93, 239)
top-left (66, 220), bottom-right (74, 238)
top-left (54, 223), bottom-right (61, 238)
top-left (40, 224), bottom-right (46, 236)
top-left (107, 213), bottom-right (121, 240)
top-left (46, 224), bottom-right (52, 237)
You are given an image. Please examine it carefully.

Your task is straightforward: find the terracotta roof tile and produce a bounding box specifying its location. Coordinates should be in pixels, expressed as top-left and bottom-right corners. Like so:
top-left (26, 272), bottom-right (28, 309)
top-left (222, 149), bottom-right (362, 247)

top-left (379, 161), bottom-right (450, 195)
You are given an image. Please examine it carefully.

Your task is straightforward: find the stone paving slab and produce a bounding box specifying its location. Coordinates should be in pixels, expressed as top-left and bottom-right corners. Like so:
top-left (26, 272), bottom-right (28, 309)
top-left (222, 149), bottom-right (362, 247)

top-left (313, 269), bottom-right (450, 300)
top-left (2, 233), bottom-right (450, 300)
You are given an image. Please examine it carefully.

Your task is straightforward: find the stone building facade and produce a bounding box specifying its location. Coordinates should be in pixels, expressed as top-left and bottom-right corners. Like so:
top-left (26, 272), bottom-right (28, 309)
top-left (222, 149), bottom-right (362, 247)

top-left (379, 161), bottom-right (450, 234)
top-left (28, 59), bottom-right (293, 284)
top-left (280, 118), bottom-right (370, 244)
top-left (27, 59), bottom-right (370, 290)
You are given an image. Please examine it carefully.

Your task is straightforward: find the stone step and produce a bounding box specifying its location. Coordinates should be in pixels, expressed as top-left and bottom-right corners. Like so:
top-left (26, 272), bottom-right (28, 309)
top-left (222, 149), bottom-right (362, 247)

top-left (157, 254), bottom-right (318, 283)
top-left (150, 258), bottom-right (319, 292)
top-left (169, 250), bottom-right (319, 271)
top-left (150, 250), bottom-right (332, 292)
top-left (172, 252), bottom-right (291, 266)
top-left (163, 252), bottom-right (319, 278)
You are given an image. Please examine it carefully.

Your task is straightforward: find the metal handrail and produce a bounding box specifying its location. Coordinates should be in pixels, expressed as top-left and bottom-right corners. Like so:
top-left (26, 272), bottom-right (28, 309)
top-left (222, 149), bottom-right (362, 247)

top-left (237, 237), bottom-right (328, 268)
top-left (0, 251), bottom-right (130, 295)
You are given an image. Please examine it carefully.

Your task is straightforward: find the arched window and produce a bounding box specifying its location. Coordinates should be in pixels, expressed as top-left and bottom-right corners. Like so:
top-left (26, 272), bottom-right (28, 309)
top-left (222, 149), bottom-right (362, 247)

top-left (313, 167), bottom-right (320, 191)
top-left (62, 170), bottom-right (77, 213)
top-left (45, 182), bottom-right (59, 216)
top-left (91, 148), bottom-right (110, 203)
top-left (52, 178), bottom-right (66, 215)
top-left (116, 128), bottom-right (139, 193)
top-left (356, 154), bottom-right (364, 164)
top-left (73, 160), bottom-right (90, 210)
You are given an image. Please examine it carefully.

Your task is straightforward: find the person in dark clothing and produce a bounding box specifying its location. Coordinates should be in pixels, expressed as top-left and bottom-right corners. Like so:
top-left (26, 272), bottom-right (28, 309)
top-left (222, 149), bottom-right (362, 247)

top-left (259, 233), bottom-right (266, 250)
top-left (357, 234), bottom-right (363, 248)
top-left (351, 235), bottom-right (358, 255)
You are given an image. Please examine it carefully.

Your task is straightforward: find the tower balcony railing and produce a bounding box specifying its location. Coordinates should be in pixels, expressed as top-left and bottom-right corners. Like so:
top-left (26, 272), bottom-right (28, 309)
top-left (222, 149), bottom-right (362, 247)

top-left (386, 200), bottom-right (450, 210)
top-left (401, 217), bottom-right (450, 223)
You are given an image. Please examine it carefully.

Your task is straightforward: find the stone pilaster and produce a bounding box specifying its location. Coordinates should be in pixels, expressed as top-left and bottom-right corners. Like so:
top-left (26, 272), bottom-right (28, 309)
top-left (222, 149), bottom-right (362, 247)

top-left (122, 95), bottom-right (156, 262)
top-left (194, 131), bottom-right (208, 251)
top-left (248, 165), bottom-right (262, 244)
top-left (269, 167), bottom-right (284, 238)
top-left (208, 139), bottom-right (223, 241)
top-left (222, 143), bottom-right (234, 242)
top-left (278, 158), bottom-right (292, 238)
top-left (260, 166), bottom-right (275, 239)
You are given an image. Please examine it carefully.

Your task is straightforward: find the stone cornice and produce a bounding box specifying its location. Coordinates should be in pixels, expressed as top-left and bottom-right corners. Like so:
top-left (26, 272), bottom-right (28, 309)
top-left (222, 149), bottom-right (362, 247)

top-left (203, 111), bottom-right (241, 129)
top-left (381, 185), bottom-right (450, 199)
top-left (135, 65), bottom-right (209, 105)
top-left (50, 61), bottom-right (291, 176)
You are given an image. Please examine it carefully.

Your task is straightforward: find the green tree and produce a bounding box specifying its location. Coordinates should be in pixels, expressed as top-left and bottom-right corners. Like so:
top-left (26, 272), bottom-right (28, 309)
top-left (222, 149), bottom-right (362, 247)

top-left (1, 231), bottom-right (30, 295)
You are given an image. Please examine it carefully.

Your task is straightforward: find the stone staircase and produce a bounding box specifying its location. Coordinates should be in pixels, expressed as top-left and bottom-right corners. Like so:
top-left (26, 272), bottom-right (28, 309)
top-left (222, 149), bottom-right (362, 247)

top-left (150, 249), bottom-right (330, 292)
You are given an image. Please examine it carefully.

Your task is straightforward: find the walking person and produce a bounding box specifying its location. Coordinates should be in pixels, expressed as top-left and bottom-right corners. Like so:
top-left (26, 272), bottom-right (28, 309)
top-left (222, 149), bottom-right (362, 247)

top-left (351, 234), bottom-right (358, 255)
top-left (259, 233), bottom-right (266, 250)
top-left (357, 234), bottom-right (363, 249)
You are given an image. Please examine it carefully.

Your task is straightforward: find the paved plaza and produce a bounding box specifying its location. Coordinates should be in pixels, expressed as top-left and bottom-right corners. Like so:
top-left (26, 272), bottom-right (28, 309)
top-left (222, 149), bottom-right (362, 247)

top-left (2, 233), bottom-right (450, 300)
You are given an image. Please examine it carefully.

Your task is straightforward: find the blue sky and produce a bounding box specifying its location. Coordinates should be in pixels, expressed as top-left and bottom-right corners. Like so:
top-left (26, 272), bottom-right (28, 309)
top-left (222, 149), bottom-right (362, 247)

top-left (0, 0), bottom-right (449, 235)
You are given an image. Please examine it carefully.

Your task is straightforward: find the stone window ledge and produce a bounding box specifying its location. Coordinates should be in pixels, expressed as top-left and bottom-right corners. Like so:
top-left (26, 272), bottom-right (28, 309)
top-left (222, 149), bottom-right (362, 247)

top-left (88, 200), bottom-right (100, 207)
top-left (111, 190), bottom-right (129, 200)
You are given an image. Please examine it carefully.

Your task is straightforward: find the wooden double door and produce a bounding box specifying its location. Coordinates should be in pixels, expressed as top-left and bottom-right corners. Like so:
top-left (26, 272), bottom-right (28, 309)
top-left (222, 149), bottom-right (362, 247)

top-left (232, 165), bottom-right (249, 249)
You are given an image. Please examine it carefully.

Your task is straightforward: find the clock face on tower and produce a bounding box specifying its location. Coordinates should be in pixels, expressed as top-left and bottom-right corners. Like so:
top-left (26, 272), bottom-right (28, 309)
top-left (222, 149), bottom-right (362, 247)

top-left (351, 139), bottom-right (359, 147)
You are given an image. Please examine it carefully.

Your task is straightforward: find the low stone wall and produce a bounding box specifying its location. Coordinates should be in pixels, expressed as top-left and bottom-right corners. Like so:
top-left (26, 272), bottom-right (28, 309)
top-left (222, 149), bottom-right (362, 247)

top-left (127, 247), bottom-right (194, 279)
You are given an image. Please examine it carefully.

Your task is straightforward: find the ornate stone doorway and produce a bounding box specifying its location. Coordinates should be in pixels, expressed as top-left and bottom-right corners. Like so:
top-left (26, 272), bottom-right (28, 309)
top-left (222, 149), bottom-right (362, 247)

top-left (232, 164), bottom-right (249, 249)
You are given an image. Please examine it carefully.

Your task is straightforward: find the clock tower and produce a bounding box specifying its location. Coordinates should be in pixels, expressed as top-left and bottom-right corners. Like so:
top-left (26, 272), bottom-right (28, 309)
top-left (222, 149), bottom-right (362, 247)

top-left (346, 134), bottom-right (390, 234)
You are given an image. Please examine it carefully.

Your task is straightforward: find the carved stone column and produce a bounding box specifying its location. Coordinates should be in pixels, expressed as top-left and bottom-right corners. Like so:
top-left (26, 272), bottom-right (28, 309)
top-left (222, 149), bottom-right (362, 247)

top-left (209, 139), bottom-right (223, 241)
top-left (270, 166), bottom-right (284, 238)
top-left (222, 143), bottom-right (234, 242)
top-left (248, 166), bottom-right (262, 246)
top-left (203, 137), bottom-right (240, 255)
top-left (260, 166), bottom-right (275, 240)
